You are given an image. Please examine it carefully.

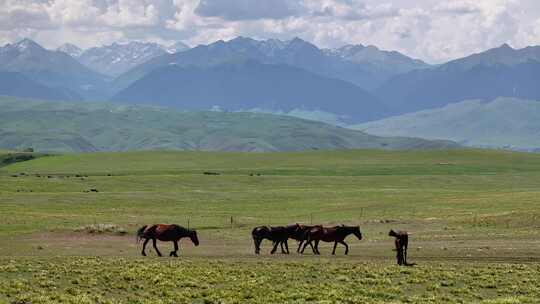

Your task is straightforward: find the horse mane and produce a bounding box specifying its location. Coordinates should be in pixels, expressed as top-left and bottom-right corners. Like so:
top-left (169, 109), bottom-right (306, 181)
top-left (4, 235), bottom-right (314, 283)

top-left (174, 224), bottom-right (194, 235)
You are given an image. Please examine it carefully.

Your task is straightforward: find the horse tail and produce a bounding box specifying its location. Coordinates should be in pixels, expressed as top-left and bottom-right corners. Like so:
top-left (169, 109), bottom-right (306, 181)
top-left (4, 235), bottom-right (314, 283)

top-left (136, 225), bottom-right (148, 244)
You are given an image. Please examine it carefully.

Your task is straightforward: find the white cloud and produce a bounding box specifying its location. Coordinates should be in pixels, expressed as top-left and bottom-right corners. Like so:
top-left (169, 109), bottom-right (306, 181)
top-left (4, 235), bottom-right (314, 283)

top-left (0, 0), bottom-right (539, 63)
top-left (195, 0), bottom-right (300, 20)
top-left (100, 0), bottom-right (161, 27)
top-left (434, 2), bottom-right (481, 15)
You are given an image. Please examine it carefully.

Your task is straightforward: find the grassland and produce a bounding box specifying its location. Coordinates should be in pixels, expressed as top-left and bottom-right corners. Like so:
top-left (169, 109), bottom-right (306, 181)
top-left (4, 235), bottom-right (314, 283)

top-left (1, 149), bottom-right (540, 303)
top-left (3, 258), bottom-right (540, 304)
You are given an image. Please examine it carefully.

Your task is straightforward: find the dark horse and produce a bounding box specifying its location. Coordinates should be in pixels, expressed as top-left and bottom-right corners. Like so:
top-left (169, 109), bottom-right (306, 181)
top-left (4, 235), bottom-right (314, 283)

top-left (301, 225), bottom-right (362, 255)
top-left (252, 226), bottom-right (290, 254)
top-left (137, 224), bottom-right (199, 257)
top-left (389, 229), bottom-right (415, 266)
top-left (285, 224), bottom-right (319, 253)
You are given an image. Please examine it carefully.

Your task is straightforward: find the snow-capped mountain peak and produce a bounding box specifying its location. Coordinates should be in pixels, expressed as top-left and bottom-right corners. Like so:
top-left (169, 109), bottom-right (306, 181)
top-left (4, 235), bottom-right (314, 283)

top-left (166, 41), bottom-right (190, 54)
top-left (3, 38), bottom-right (45, 54)
top-left (57, 43), bottom-right (84, 58)
top-left (78, 41), bottom-right (168, 76)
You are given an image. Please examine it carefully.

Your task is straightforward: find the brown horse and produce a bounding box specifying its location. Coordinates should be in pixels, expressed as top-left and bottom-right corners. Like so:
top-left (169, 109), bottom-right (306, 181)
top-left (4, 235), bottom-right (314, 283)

top-left (137, 224), bottom-right (199, 257)
top-left (252, 226), bottom-right (290, 254)
top-left (389, 229), bottom-right (415, 266)
top-left (301, 225), bottom-right (362, 255)
top-left (285, 224), bottom-right (319, 253)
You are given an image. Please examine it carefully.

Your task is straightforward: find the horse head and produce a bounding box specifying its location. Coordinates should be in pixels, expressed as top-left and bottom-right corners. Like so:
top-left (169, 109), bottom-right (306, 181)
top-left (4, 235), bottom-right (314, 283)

top-left (388, 229), bottom-right (397, 237)
top-left (353, 226), bottom-right (363, 240)
top-left (189, 230), bottom-right (200, 246)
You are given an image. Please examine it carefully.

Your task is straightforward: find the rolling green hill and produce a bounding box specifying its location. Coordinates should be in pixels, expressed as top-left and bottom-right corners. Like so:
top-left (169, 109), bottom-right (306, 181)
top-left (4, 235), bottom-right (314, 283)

top-left (0, 96), bottom-right (456, 153)
top-left (353, 97), bottom-right (540, 151)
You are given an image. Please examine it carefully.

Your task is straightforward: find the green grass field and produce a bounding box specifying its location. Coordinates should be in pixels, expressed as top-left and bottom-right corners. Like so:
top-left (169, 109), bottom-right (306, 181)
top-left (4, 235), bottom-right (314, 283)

top-left (1, 149), bottom-right (540, 303)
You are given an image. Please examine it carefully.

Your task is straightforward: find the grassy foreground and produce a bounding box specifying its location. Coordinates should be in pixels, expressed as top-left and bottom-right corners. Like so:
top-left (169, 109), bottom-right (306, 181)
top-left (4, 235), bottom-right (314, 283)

top-left (2, 258), bottom-right (540, 304)
top-left (1, 149), bottom-right (540, 303)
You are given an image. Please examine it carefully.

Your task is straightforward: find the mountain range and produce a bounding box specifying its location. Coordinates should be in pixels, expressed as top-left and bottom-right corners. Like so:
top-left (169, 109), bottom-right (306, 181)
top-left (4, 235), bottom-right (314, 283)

top-left (2, 37), bottom-right (540, 128)
top-left (376, 44), bottom-right (540, 114)
top-left (353, 97), bottom-right (540, 151)
top-left (112, 60), bottom-right (389, 123)
top-left (113, 36), bottom-right (427, 92)
top-left (0, 96), bottom-right (456, 153)
top-left (0, 39), bottom-right (107, 100)
top-left (57, 41), bottom-right (190, 77)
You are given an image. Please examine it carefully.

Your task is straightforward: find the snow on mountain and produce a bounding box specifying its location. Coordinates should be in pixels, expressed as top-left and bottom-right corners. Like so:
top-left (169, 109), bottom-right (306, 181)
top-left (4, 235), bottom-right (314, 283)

top-left (57, 43), bottom-right (83, 58)
top-left (324, 44), bottom-right (429, 74)
top-left (78, 42), bottom-right (168, 76)
top-left (166, 41), bottom-right (190, 54)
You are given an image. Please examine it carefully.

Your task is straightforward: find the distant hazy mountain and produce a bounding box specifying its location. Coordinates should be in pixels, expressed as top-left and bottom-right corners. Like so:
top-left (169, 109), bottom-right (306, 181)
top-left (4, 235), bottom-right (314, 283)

top-left (376, 44), bottom-right (540, 114)
top-left (0, 72), bottom-right (81, 101)
top-left (353, 97), bottom-right (540, 151)
top-left (77, 42), bottom-right (169, 77)
top-left (0, 96), bottom-right (457, 153)
top-left (57, 43), bottom-right (83, 58)
top-left (447, 44), bottom-right (540, 70)
top-left (324, 44), bottom-right (429, 75)
top-left (166, 41), bottom-right (190, 54)
top-left (0, 39), bottom-right (107, 100)
top-left (57, 41), bottom-right (191, 77)
top-left (113, 37), bottom-right (426, 92)
top-left (112, 60), bottom-right (389, 123)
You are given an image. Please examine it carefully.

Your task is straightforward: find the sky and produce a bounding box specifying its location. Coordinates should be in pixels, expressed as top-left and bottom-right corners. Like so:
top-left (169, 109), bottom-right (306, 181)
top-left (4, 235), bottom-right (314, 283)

top-left (1, 0), bottom-right (539, 63)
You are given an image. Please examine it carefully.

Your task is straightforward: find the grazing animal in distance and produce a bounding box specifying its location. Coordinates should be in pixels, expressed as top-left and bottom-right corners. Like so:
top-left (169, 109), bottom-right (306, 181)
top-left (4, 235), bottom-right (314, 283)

top-left (251, 226), bottom-right (289, 254)
top-left (389, 229), bottom-right (414, 266)
top-left (137, 224), bottom-right (199, 257)
top-left (301, 225), bottom-right (363, 255)
top-left (285, 223), bottom-right (319, 253)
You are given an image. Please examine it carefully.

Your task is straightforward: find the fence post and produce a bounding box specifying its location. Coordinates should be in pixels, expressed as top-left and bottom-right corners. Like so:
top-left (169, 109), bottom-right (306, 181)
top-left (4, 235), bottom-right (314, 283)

top-left (230, 216), bottom-right (233, 229)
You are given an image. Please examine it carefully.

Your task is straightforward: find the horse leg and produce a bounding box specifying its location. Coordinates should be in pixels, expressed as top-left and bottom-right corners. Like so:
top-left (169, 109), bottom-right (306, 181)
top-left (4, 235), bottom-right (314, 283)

top-left (307, 240), bottom-right (316, 254)
top-left (301, 240), bottom-right (310, 254)
top-left (284, 240), bottom-right (290, 254)
top-left (253, 237), bottom-right (261, 254)
top-left (170, 241), bottom-right (179, 257)
top-left (339, 241), bottom-right (349, 255)
top-left (315, 240), bottom-right (320, 255)
top-left (271, 241), bottom-right (279, 254)
top-left (152, 238), bottom-right (162, 257)
top-left (332, 241), bottom-right (338, 255)
top-left (141, 238), bottom-right (149, 256)
top-left (280, 241), bottom-right (286, 254)
top-left (403, 246), bottom-right (408, 265)
top-left (297, 240), bottom-right (305, 253)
